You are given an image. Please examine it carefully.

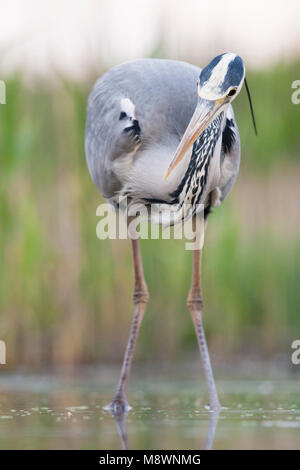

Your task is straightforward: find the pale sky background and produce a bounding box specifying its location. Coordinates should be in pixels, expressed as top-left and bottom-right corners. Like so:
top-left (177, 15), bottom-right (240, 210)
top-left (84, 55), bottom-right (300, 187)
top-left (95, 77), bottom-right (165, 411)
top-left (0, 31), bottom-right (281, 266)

top-left (0, 0), bottom-right (299, 80)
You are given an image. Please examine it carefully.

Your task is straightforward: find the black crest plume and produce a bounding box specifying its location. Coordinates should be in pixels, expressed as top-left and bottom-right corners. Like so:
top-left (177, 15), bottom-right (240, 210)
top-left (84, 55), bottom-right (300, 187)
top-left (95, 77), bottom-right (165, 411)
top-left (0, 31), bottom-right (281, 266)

top-left (244, 77), bottom-right (257, 135)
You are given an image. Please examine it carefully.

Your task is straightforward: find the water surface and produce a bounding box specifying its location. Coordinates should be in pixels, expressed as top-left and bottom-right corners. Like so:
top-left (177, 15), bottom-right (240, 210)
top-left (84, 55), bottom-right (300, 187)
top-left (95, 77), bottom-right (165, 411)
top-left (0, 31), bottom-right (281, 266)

top-left (0, 366), bottom-right (299, 449)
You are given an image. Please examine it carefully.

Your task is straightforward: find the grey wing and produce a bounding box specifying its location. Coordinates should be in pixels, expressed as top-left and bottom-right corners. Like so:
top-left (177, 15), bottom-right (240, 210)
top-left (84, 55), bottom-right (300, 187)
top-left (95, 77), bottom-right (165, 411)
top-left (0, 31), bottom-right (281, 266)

top-left (85, 77), bottom-right (142, 198)
top-left (85, 59), bottom-right (200, 199)
top-left (219, 107), bottom-right (241, 203)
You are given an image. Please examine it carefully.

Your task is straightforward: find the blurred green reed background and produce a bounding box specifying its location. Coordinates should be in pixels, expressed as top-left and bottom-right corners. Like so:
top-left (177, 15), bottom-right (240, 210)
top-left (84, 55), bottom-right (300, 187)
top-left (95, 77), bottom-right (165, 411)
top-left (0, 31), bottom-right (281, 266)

top-left (0, 59), bottom-right (299, 369)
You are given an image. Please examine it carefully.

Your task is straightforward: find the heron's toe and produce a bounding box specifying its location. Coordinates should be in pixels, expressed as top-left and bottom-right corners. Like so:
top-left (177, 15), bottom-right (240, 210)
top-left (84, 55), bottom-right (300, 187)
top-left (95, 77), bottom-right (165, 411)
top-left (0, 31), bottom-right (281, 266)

top-left (106, 396), bottom-right (131, 416)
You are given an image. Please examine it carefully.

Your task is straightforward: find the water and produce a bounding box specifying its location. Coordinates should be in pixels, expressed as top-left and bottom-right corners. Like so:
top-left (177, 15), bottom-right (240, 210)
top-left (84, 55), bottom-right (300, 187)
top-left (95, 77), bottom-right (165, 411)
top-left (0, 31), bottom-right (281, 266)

top-left (0, 366), bottom-right (299, 449)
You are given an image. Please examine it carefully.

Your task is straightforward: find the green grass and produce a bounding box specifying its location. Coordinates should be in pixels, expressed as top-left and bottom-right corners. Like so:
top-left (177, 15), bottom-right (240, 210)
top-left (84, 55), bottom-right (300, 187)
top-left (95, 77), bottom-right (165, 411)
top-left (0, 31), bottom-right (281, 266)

top-left (0, 61), bottom-right (299, 367)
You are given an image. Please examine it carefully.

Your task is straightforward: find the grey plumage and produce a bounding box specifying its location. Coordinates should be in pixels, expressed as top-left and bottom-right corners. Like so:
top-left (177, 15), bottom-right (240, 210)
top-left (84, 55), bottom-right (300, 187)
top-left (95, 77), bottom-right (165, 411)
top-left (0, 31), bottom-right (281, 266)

top-left (85, 54), bottom-right (246, 413)
top-left (85, 58), bottom-right (240, 217)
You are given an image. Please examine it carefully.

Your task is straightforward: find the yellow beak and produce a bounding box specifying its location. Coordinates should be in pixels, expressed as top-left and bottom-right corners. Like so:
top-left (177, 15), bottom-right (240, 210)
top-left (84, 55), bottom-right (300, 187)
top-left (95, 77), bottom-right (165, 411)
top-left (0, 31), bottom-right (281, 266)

top-left (164, 98), bottom-right (223, 180)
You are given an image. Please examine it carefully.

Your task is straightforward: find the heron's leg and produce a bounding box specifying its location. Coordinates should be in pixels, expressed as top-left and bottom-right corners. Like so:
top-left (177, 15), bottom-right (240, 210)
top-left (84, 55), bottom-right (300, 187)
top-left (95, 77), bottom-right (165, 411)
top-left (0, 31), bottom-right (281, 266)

top-left (110, 238), bottom-right (149, 414)
top-left (187, 246), bottom-right (221, 411)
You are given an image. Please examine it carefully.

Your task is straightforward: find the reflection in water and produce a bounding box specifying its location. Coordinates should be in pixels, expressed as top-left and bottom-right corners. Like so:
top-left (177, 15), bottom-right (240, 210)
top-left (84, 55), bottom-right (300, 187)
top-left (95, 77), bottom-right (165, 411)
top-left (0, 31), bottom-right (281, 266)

top-left (111, 408), bottom-right (131, 450)
top-left (0, 373), bottom-right (299, 449)
top-left (204, 410), bottom-right (220, 450)
top-left (110, 407), bottom-right (220, 450)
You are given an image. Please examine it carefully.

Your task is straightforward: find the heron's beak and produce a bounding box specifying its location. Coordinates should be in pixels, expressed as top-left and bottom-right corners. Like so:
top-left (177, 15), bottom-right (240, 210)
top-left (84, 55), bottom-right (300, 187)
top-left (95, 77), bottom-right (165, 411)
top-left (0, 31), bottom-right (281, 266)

top-left (164, 98), bottom-right (223, 180)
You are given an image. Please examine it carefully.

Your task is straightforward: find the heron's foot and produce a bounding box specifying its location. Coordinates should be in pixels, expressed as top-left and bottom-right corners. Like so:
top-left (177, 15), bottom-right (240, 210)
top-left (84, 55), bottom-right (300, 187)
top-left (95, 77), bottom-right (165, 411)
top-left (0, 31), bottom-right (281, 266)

top-left (206, 400), bottom-right (222, 412)
top-left (210, 403), bottom-right (222, 412)
top-left (106, 395), bottom-right (131, 416)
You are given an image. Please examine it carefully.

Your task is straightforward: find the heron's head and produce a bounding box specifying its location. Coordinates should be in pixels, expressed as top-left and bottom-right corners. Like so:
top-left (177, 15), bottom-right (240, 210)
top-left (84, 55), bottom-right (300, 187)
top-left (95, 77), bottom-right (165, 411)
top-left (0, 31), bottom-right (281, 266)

top-left (198, 52), bottom-right (245, 101)
top-left (164, 53), bottom-right (245, 179)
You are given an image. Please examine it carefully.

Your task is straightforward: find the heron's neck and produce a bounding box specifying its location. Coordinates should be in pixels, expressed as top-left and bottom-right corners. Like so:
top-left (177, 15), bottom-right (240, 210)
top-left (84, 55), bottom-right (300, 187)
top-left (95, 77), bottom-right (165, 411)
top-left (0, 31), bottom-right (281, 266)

top-left (170, 112), bottom-right (224, 210)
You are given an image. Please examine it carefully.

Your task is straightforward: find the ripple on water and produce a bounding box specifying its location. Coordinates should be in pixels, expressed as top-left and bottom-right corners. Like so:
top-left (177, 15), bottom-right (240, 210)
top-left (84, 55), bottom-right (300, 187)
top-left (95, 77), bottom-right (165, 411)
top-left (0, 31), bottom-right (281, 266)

top-left (0, 375), bottom-right (299, 449)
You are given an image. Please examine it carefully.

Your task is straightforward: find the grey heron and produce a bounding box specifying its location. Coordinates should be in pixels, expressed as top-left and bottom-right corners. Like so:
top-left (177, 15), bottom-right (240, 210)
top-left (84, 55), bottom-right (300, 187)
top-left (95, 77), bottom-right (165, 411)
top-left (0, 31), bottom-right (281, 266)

top-left (85, 53), bottom-right (252, 413)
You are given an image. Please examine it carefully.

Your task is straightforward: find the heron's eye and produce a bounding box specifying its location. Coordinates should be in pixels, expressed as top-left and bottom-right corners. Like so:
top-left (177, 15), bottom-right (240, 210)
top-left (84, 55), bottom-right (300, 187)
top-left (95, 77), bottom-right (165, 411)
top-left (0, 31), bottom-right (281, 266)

top-left (227, 88), bottom-right (237, 97)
